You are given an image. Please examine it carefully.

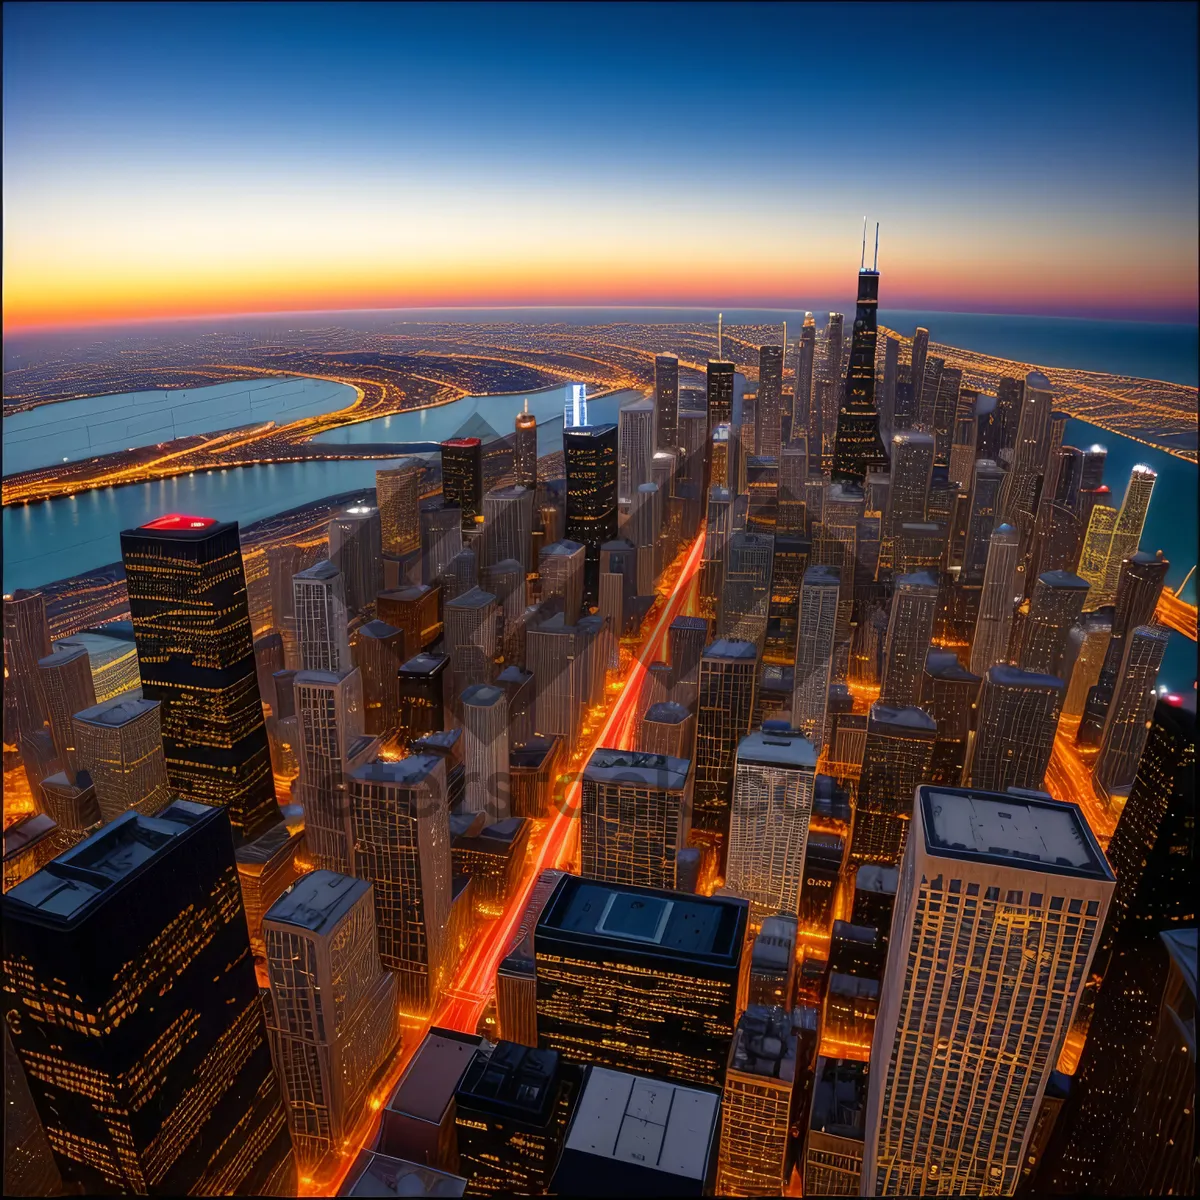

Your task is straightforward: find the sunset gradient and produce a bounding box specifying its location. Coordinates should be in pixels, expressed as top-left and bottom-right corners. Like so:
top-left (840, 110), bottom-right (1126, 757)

top-left (4, 2), bottom-right (1197, 330)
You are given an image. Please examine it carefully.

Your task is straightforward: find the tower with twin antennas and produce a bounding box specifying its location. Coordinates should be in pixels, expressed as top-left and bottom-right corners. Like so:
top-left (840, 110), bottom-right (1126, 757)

top-left (831, 218), bottom-right (890, 484)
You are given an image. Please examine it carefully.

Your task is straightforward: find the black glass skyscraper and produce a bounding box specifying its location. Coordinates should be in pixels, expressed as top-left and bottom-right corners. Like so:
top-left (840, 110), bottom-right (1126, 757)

top-left (832, 263), bottom-right (890, 484)
top-left (655, 354), bottom-right (679, 451)
top-left (119, 514), bottom-right (277, 843)
top-left (563, 423), bottom-right (618, 605)
top-left (2, 800), bottom-right (296, 1196)
top-left (441, 437), bottom-right (484, 531)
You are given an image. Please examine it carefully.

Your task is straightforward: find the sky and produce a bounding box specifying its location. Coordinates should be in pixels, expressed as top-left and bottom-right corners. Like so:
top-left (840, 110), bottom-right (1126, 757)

top-left (3, 1), bottom-right (1197, 330)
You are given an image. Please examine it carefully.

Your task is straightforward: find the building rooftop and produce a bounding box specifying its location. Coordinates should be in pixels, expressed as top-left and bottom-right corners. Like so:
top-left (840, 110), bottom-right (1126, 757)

top-left (338, 1150), bottom-right (465, 1198)
top-left (563, 1066), bottom-right (718, 1181)
top-left (868, 703), bottom-right (938, 733)
top-left (455, 816), bottom-right (528, 851)
top-left (496, 664), bottom-right (533, 686)
top-left (828, 972), bottom-right (880, 1000)
top-left (5, 799), bottom-right (213, 923)
top-left (457, 1040), bottom-right (563, 1123)
top-left (73, 693), bottom-right (159, 728)
top-left (924, 649), bottom-right (980, 683)
top-left (37, 643), bottom-right (89, 671)
top-left (509, 736), bottom-right (562, 770)
top-left (669, 615), bottom-right (708, 631)
top-left (60, 629), bottom-right (138, 661)
top-left (400, 652), bottom-right (449, 676)
top-left (1162, 928), bottom-right (1197, 999)
top-left (584, 748), bottom-right (691, 791)
top-left (1026, 370), bottom-right (1053, 390)
top-left (895, 570), bottom-right (940, 591)
top-left (643, 701), bottom-right (690, 726)
top-left (234, 819), bottom-right (296, 868)
top-left (358, 619), bottom-right (402, 641)
top-left (411, 728), bottom-right (462, 755)
top-left (737, 728), bottom-right (817, 768)
top-left (809, 1057), bottom-right (869, 1139)
top-left (541, 539), bottom-right (585, 558)
top-left (751, 914), bottom-right (798, 973)
top-left (539, 875), bottom-right (746, 965)
top-left (729, 1004), bottom-right (799, 1082)
top-left (349, 755), bottom-right (441, 787)
top-left (444, 587), bottom-right (496, 611)
top-left (563, 421), bottom-right (616, 436)
top-left (500, 868), bottom-right (568, 971)
top-left (294, 559), bottom-right (340, 582)
top-left (461, 683), bottom-right (505, 708)
top-left (703, 638), bottom-right (758, 661)
top-left (601, 537), bottom-right (638, 552)
top-left (1037, 570), bottom-right (1091, 590)
top-left (758, 664), bottom-right (795, 694)
top-left (988, 664), bottom-right (1065, 690)
top-left (382, 584), bottom-right (436, 604)
top-left (854, 865), bottom-right (899, 896)
top-left (893, 430), bottom-right (935, 446)
top-left (487, 484), bottom-right (531, 500)
top-left (803, 564), bottom-right (841, 586)
top-left (138, 512), bottom-right (217, 533)
top-left (385, 1028), bottom-right (484, 1124)
top-left (266, 870), bottom-right (369, 935)
top-left (3, 812), bottom-right (58, 860)
top-left (920, 786), bottom-right (1113, 881)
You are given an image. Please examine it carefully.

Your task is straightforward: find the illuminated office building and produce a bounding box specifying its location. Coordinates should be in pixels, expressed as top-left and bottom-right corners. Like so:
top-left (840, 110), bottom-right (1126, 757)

top-left (706, 359), bottom-right (736, 440)
top-left (629, 481), bottom-right (662, 595)
top-left (717, 1005), bottom-right (800, 1197)
top-left (849, 704), bottom-right (937, 867)
top-left (960, 459), bottom-right (1004, 585)
top-left (1092, 624), bottom-right (1168, 796)
top-left (535, 874), bottom-right (748, 1089)
top-left (234, 819), bottom-right (302, 959)
top-left (441, 437), bottom-right (484, 532)
top-left (526, 617), bottom-right (586, 753)
top-left (378, 582), bottom-right (442, 653)
top-left (398, 651), bottom-right (449, 744)
top-left (894, 520), bottom-right (946, 576)
top-left (1012, 570), bottom-right (1090, 678)
top-left (460, 683), bottom-right (510, 821)
top-left (832, 258), bottom-right (889, 483)
top-left (421, 501), bottom-right (464, 585)
top-left (965, 665), bottom-right (1063, 793)
top-left (263, 871), bottom-right (398, 1172)
top-left (968, 522), bottom-right (1020, 676)
top-left (55, 627), bottom-right (142, 704)
top-left (515, 403), bottom-right (538, 489)
top-left (790, 314), bottom-right (816, 447)
top-left (929, 366), bottom-right (962, 467)
top-left (563, 422), bottom-right (618, 604)
top-left (119, 514), bottom-right (276, 842)
top-left (718, 530), bottom-right (774, 649)
top-left (509, 736), bottom-right (563, 822)
top-left (580, 748), bottom-right (692, 891)
top-left (651, 353), bottom-right (680, 453)
top-left (454, 1040), bottom-right (576, 1196)
top-left (820, 313), bottom-right (845, 462)
top-left (2, 800), bottom-right (295, 1196)
top-left (726, 728), bottom-right (817, 922)
top-left (539, 539), bottom-right (585, 622)
top-left (2, 813), bottom-right (60, 895)
top-left (3, 1021), bottom-right (64, 1198)
top-left (617, 395), bottom-right (656, 507)
top-left (443, 586), bottom-right (498, 706)
top-left (791, 565), bottom-right (841, 750)
top-left (692, 638), bottom-right (758, 857)
top-left (804, 1057), bottom-right (869, 1196)
top-left (879, 571), bottom-right (939, 708)
top-left (917, 355), bottom-right (944, 432)
top-left (552, 1065), bottom-right (720, 1197)
top-left (72, 694), bottom-right (171, 822)
top-left (37, 769), bottom-right (101, 835)
top-left (451, 814), bottom-right (529, 917)
top-left (1095, 464), bottom-right (1156, 606)
top-left (348, 756), bottom-right (452, 1013)
top-left (495, 867), bottom-right (568, 1047)
top-left (35, 643), bottom-right (95, 776)
top-left (441, 547), bottom-right (479, 601)
top-left (948, 387), bottom-right (977, 487)
top-left (1078, 549), bottom-right (1168, 742)
top-left (564, 381), bottom-right (588, 428)
top-left (997, 371), bottom-right (1054, 534)
top-left (483, 483), bottom-right (534, 572)
top-left (1076, 500), bottom-right (1118, 597)
top-left (636, 700), bottom-right (693, 758)
top-left (778, 442), bottom-right (807, 534)
top-left (763, 533), bottom-right (809, 665)
top-left (669, 614), bottom-right (708, 690)
top-left (3, 587), bottom-right (51, 739)
top-left (756, 343), bottom-right (785, 458)
top-left (352, 618), bottom-right (405, 736)
top-left (1061, 612), bottom-right (1112, 717)
top-left (1039, 695), bottom-right (1194, 1194)
top-left (701, 484), bottom-right (733, 599)
top-left (328, 504), bottom-right (383, 616)
top-left (294, 667), bottom-right (377, 872)
top-left (883, 431), bottom-right (934, 567)
top-left (377, 459), bottom-right (422, 557)
top-left (861, 787), bottom-right (1114, 1197)
top-left (920, 649), bottom-right (981, 786)
top-left (879, 333), bottom-right (899, 436)
top-left (293, 559), bottom-right (352, 672)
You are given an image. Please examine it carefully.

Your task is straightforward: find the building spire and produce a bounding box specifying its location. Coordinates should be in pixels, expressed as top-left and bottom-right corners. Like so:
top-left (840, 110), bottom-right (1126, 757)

top-left (861, 216), bottom-right (867, 269)
top-left (718, 312), bottom-right (723, 360)
top-left (874, 222), bottom-right (880, 271)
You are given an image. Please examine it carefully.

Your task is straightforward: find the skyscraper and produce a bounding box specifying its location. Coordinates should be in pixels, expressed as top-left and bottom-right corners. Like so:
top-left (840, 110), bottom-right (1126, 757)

top-left (348, 756), bottom-right (453, 1013)
top-left (1061, 611), bottom-right (1113, 718)
top-left (514, 402), bottom-right (538, 488)
top-left (849, 704), bottom-right (937, 867)
top-left (718, 530), bottom-right (774, 649)
top-left (997, 371), bottom-right (1054, 540)
top-left (376, 459), bottom-right (422, 557)
top-left (539, 539), bottom-right (586, 622)
top-left (929, 365), bottom-right (962, 467)
top-left (832, 256), bottom-right (889, 483)
top-left (460, 682), bottom-right (510, 821)
top-left (263, 871), bottom-right (399, 1171)
top-left (35, 643), bottom-right (95, 775)
top-left (820, 313), bottom-right (845, 463)
top-left (1076, 498), bottom-right (1118, 596)
top-left (443, 586), bottom-right (498, 705)
top-left (617, 395), bottom-right (656, 507)
top-left (791, 565), bottom-right (841, 750)
top-left (293, 559), bottom-right (353, 672)
top-left (636, 700), bottom-right (694, 758)
top-left (1012, 570), bottom-right (1091, 678)
top-left (965, 665), bottom-right (1063, 793)
top-left (655, 354), bottom-right (680, 450)
top-left (909, 327), bottom-right (929, 427)
top-left (668, 614), bottom-right (709, 692)
top-left (756, 343), bottom-right (785, 458)
top-left (1095, 464), bottom-right (1156, 606)
top-left (1092, 624), bottom-right (1168, 796)
top-left (693, 638), bottom-right (758, 857)
top-left (879, 571), bottom-right (939, 708)
top-left (352, 618), bottom-right (405, 736)
top-left (580, 748), bottom-right (692, 890)
top-left (920, 649), bottom-right (981, 786)
top-left (441, 437), bottom-right (485, 532)
top-left (2, 587), bottom-right (51, 740)
top-left (969, 522), bottom-right (1020, 676)
top-left (483, 483), bottom-right (535, 572)
top-left (72, 694), bottom-right (171, 822)
top-left (397, 651), bottom-right (449, 744)
top-left (328, 503), bottom-right (383, 615)
top-left (880, 334), bottom-right (899, 437)
top-left (535, 874), bottom-right (747, 1089)
top-left (564, 381), bottom-right (588, 428)
top-left (861, 786), bottom-right (1114, 1197)
top-left (120, 514), bottom-right (277, 842)
top-left (2, 800), bottom-right (296, 1196)
top-left (526, 618), bottom-right (586, 753)
top-left (725, 727), bottom-right (817, 921)
top-left (883, 431), bottom-right (935, 566)
top-left (421, 501), bottom-right (464, 585)
top-left (794, 313), bottom-right (817, 448)
top-left (563, 422), bottom-right (618, 605)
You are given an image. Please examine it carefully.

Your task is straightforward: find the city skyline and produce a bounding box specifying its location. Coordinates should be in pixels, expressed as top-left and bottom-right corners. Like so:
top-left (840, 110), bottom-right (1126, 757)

top-left (4, 1), bottom-right (1198, 330)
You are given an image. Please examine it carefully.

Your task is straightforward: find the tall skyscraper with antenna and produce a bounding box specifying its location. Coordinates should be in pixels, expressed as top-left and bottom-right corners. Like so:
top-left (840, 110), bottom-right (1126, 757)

top-left (832, 223), bottom-right (890, 483)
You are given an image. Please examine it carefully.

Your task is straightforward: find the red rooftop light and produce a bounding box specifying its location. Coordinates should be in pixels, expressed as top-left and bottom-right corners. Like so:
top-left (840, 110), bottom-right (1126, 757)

top-left (442, 437), bottom-right (481, 448)
top-left (141, 513), bottom-right (217, 531)
top-left (1164, 693), bottom-right (1183, 706)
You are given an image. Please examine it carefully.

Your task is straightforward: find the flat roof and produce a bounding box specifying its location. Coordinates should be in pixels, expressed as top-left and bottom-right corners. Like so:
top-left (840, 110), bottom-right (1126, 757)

top-left (339, 1150), bottom-right (465, 1198)
top-left (400, 652), bottom-right (449, 675)
top-left (387, 1029), bottom-right (483, 1123)
top-left (140, 513), bottom-right (216, 531)
top-left (457, 1040), bottom-right (562, 1122)
top-left (37, 644), bottom-right (89, 670)
top-left (924, 649), bottom-right (980, 683)
top-left (358, 619), bottom-right (401, 641)
top-left (455, 817), bottom-right (528, 851)
top-left (751, 915), bottom-right (798, 972)
top-left (854, 865), bottom-right (899, 896)
top-left (729, 1005), bottom-right (798, 1081)
top-left (510, 736), bottom-right (561, 770)
top-left (266, 870), bottom-right (369, 934)
top-left (868, 703), bottom-right (937, 733)
top-left (703, 638), bottom-right (758, 661)
top-left (737, 728), bottom-right (817, 768)
top-left (669, 616), bottom-right (707, 631)
top-left (234, 819), bottom-right (296, 867)
top-left (3, 812), bottom-right (58, 860)
top-left (500, 868), bottom-right (568, 969)
top-left (803, 564), bottom-right (841, 585)
top-left (74, 694), bottom-right (159, 727)
top-left (442, 437), bottom-right (481, 448)
top-left (5, 799), bottom-right (212, 922)
top-left (349, 756), bottom-right (441, 787)
top-left (920, 786), bottom-right (1113, 881)
top-left (828, 972), bottom-right (880, 1000)
top-left (539, 875), bottom-right (745, 965)
top-left (461, 683), bottom-right (504, 708)
top-left (563, 1066), bottom-right (718, 1181)
top-left (584, 748), bottom-right (690, 790)
top-left (541, 539), bottom-right (585, 557)
top-left (895, 570), bottom-right (939, 591)
top-left (1037, 570), bottom-right (1090, 590)
top-left (294, 559), bottom-right (340, 582)
top-left (809, 1057), bottom-right (869, 1138)
top-left (988, 665), bottom-right (1065, 690)
top-left (444, 587), bottom-right (496, 610)
top-left (643, 701), bottom-right (690, 725)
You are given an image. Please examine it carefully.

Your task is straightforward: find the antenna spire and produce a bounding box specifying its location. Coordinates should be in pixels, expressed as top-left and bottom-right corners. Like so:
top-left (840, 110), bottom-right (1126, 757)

top-left (873, 222), bottom-right (880, 271)
top-left (861, 216), bottom-right (867, 269)
top-left (718, 312), bottom-right (723, 359)
top-left (523, 397), bottom-right (528, 414)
